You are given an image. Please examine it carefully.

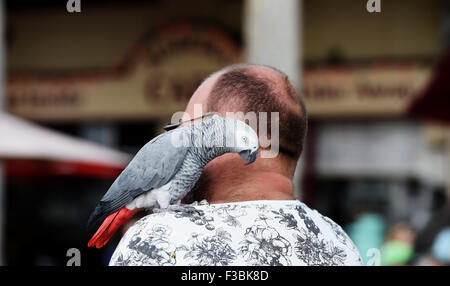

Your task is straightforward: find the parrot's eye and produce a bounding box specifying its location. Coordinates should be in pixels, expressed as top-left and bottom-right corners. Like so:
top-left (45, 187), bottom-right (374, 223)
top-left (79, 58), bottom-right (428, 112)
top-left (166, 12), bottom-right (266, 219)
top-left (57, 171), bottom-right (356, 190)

top-left (242, 136), bottom-right (248, 143)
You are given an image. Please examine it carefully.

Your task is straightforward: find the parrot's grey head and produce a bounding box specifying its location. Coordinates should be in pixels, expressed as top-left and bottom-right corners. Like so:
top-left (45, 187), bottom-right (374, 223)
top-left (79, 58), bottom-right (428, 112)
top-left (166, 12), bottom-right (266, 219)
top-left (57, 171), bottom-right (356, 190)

top-left (200, 117), bottom-right (259, 165)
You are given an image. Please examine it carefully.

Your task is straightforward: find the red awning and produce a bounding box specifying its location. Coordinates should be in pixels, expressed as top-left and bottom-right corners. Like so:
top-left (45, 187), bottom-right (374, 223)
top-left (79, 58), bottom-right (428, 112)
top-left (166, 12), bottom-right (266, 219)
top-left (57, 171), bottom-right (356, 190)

top-left (0, 112), bottom-right (131, 177)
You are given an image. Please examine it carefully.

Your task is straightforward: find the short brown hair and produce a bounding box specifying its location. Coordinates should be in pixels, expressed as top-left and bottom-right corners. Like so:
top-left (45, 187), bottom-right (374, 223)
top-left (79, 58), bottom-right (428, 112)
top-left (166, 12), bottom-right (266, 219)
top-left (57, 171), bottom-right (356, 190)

top-left (206, 65), bottom-right (308, 159)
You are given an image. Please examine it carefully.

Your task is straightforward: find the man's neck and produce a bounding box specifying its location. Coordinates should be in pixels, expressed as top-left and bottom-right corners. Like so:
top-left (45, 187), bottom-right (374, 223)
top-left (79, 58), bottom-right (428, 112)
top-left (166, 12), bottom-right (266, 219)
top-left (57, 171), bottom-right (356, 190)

top-left (205, 171), bottom-right (296, 204)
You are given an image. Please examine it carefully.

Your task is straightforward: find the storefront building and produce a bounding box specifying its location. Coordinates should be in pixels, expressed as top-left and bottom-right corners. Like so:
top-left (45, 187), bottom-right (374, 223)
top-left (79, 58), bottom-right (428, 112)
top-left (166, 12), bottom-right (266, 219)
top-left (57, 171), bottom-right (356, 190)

top-left (4, 0), bottom-right (448, 264)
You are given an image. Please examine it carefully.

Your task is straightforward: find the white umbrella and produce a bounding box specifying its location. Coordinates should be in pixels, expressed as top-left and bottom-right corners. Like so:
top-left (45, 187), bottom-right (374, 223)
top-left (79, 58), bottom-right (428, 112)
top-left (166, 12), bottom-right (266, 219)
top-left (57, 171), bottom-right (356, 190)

top-left (0, 112), bottom-right (131, 169)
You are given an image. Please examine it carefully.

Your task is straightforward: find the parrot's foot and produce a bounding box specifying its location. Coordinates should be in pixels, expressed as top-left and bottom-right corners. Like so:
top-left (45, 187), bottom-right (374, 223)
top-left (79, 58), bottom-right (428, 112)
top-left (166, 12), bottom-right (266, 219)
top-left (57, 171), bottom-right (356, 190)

top-left (167, 204), bottom-right (186, 213)
top-left (164, 204), bottom-right (204, 216)
top-left (189, 200), bottom-right (209, 206)
top-left (153, 204), bottom-right (190, 214)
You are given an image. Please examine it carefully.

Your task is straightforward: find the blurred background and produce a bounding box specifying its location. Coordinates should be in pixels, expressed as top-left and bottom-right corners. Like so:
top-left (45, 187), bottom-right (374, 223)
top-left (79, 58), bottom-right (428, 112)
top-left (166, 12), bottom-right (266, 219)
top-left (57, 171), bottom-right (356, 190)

top-left (0, 0), bottom-right (449, 266)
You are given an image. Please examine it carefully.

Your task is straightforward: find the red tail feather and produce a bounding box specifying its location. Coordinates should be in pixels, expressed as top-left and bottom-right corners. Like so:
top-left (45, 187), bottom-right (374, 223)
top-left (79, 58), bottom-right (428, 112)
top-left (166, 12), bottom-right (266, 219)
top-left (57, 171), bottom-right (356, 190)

top-left (88, 207), bottom-right (141, 248)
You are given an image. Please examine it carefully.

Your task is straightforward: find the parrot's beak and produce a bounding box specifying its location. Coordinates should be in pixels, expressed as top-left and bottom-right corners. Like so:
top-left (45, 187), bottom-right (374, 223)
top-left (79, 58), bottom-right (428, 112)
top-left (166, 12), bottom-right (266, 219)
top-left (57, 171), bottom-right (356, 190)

top-left (239, 149), bottom-right (258, 165)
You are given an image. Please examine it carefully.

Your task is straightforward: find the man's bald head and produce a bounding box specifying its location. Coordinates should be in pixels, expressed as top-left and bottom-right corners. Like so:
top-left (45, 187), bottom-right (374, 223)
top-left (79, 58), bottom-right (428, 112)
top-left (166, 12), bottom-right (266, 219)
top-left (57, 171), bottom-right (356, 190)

top-left (182, 64), bottom-right (307, 203)
top-left (185, 64), bottom-right (307, 160)
top-left (210, 64), bottom-right (306, 159)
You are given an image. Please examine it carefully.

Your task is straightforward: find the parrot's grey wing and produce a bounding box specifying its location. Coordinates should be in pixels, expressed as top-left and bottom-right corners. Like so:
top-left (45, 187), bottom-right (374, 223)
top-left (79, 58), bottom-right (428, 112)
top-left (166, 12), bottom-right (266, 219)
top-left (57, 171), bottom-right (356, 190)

top-left (87, 130), bottom-right (188, 230)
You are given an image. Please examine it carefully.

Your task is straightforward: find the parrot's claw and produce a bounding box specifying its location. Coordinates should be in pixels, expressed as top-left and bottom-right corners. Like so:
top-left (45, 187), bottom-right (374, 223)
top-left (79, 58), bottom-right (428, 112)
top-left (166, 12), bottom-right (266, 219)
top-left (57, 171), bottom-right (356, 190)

top-left (167, 204), bottom-right (187, 213)
top-left (166, 204), bottom-right (204, 216)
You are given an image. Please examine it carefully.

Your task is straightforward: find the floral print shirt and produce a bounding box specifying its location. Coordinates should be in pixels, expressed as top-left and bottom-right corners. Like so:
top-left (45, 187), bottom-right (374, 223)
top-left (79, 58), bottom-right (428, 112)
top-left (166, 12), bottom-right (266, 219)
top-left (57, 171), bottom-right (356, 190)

top-left (109, 200), bottom-right (363, 266)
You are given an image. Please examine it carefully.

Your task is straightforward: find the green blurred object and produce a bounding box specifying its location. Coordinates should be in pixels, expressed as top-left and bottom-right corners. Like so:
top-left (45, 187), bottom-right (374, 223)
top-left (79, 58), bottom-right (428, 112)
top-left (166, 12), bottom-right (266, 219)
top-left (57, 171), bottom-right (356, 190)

top-left (381, 241), bottom-right (414, 266)
top-left (346, 213), bottom-right (386, 265)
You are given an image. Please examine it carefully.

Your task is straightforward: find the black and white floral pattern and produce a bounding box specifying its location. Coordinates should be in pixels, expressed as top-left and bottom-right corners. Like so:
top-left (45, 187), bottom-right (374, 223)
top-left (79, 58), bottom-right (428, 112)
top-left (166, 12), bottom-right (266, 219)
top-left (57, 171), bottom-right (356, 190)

top-left (212, 204), bottom-right (248, 228)
top-left (293, 228), bottom-right (346, 266)
top-left (295, 205), bottom-right (321, 236)
top-left (110, 223), bottom-right (176, 266)
top-left (179, 228), bottom-right (236, 266)
top-left (109, 200), bottom-right (363, 266)
top-left (171, 206), bottom-right (216, 231)
top-left (239, 225), bottom-right (292, 266)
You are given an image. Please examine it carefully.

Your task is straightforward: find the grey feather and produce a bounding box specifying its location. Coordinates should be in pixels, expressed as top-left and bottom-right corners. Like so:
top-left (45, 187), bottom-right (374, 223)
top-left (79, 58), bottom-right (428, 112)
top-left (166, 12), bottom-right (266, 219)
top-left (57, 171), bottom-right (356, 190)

top-left (87, 117), bottom-right (259, 231)
top-left (87, 130), bottom-right (188, 229)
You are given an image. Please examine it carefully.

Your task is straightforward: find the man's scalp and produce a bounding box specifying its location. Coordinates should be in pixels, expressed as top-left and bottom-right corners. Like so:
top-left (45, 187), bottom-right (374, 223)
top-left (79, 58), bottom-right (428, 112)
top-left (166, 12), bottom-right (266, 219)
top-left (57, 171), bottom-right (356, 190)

top-left (206, 64), bottom-right (307, 159)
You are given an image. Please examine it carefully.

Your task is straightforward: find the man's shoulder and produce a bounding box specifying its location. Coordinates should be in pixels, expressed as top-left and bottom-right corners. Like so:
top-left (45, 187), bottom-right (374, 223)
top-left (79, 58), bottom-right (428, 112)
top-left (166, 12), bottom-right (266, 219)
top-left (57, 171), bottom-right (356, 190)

top-left (110, 200), bottom-right (364, 266)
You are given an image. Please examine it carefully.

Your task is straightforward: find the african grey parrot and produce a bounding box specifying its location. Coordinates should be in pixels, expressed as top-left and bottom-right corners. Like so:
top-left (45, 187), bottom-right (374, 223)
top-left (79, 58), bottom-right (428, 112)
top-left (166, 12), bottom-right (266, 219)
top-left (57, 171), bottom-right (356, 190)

top-left (87, 116), bottom-right (259, 248)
